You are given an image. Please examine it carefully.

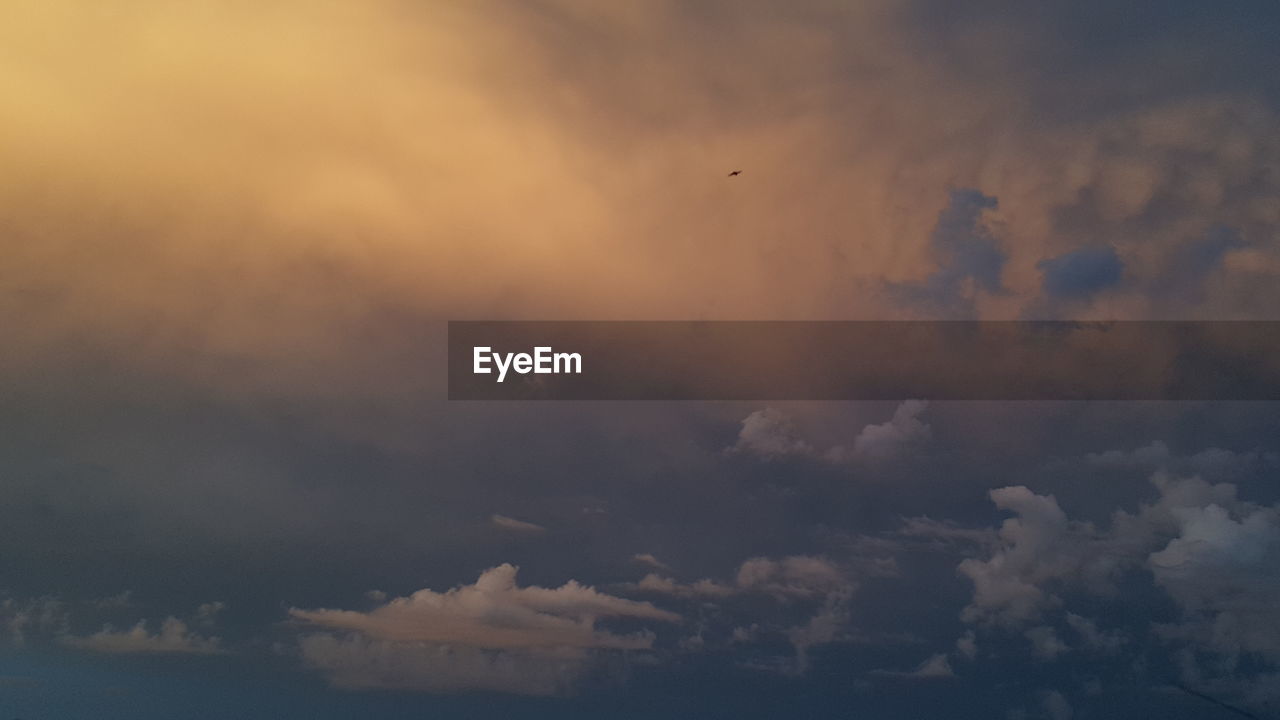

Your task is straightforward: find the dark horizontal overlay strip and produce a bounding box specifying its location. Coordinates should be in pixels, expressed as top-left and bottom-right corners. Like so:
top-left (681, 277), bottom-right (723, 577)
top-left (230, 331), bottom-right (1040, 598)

top-left (448, 321), bottom-right (1280, 401)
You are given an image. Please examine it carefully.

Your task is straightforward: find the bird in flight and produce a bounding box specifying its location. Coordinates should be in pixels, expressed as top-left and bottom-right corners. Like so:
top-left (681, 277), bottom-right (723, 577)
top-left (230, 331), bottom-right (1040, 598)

top-left (728, 170), bottom-right (741, 177)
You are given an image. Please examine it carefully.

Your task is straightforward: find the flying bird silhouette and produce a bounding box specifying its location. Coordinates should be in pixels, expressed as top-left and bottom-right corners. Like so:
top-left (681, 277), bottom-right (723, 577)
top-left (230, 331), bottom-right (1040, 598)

top-left (728, 170), bottom-right (741, 177)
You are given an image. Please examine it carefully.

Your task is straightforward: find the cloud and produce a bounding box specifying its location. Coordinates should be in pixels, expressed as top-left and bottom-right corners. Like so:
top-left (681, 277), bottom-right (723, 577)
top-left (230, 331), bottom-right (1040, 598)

top-left (827, 400), bottom-right (931, 463)
top-left (872, 652), bottom-right (955, 679)
top-left (631, 553), bottom-right (670, 571)
top-left (291, 564), bottom-right (678, 694)
top-left (93, 591), bottom-right (134, 609)
top-left (292, 564), bottom-right (678, 649)
top-left (897, 516), bottom-right (998, 551)
top-left (1, 597), bottom-right (67, 648)
top-left (735, 556), bottom-right (851, 601)
top-left (731, 402), bottom-right (932, 466)
top-left (728, 408), bottom-right (814, 459)
top-left (490, 514), bottom-right (547, 533)
top-left (1063, 613), bottom-right (1125, 654)
top-left (946, 470), bottom-right (1280, 706)
top-left (786, 591), bottom-right (853, 675)
top-left (890, 189), bottom-right (1006, 318)
top-left (195, 601), bottom-right (226, 626)
top-left (2, 0), bottom-right (1280, 436)
top-left (626, 554), bottom-right (858, 675)
top-left (957, 475), bottom-right (1262, 628)
top-left (633, 574), bottom-right (735, 599)
top-left (1024, 626), bottom-right (1068, 661)
top-left (1036, 246), bottom-right (1123, 300)
top-left (1086, 441), bottom-right (1276, 479)
top-left (62, 617), bottom-right (224, 655)
top-left (957, 487), bottom-right (1099, 625)
top-left (633, 555), bottom-right (852, 603)
top-left (1148, 500), bottom-right (1280, 659)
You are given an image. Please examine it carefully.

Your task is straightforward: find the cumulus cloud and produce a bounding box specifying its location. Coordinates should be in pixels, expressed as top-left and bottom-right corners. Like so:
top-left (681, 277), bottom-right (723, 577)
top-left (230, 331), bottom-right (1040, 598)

top-left (827, 400), bottom-right (932, 463)
top-left (731, 402), bottom-right (932, 466)
top-left (947, 470), bottom-right (1280, 707)
top-left (957, 474), bottom-right (1272, 628)
top-left (957, 487), bottom-right (1103, 625)
top-left (1148, 500), bottom-right (1280, 659)
top-left (62, 617), bottom-right (224, 655)
top-left (290, 564), bottom-right (678, 694)
top-left (728, 408), bottom-right (814, 459)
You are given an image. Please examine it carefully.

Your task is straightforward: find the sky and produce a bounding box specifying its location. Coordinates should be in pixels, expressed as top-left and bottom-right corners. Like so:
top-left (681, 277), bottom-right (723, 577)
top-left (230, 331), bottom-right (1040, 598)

top-left (3, 1), bottom-right (1280, 718)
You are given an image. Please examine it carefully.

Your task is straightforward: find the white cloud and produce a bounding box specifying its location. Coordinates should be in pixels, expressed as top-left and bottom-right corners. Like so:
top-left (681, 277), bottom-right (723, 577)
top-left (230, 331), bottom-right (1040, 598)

top-left (957, 486), bottom-right (1102, 625)
top-left (291, 564), bottom-right (679, 695)
top-left (949, 470), bottom-right (1280, 702)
